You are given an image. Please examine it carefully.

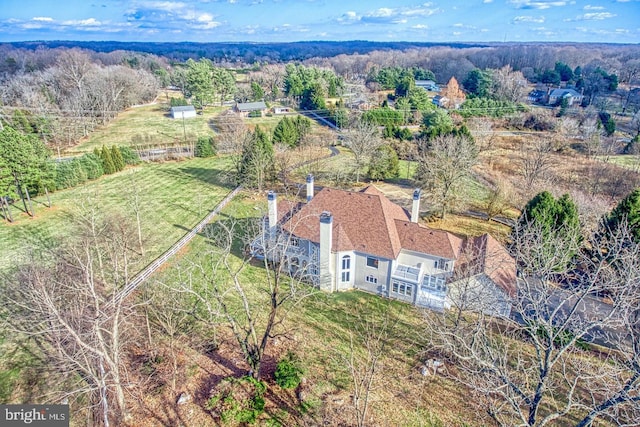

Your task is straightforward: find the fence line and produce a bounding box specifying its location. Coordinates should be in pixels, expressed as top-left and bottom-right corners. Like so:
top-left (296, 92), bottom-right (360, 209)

top-left (110, 186), bottom-right (242, 306)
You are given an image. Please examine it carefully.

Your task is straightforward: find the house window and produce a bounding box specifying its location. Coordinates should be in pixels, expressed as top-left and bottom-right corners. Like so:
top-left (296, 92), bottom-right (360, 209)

top-left (436, 259), bottom-right (446, 270)
top-left (341, 255), bottom-right (351, 282)
top-left (391, 280), bottom-right (413, 297)
top-left (365, 275), bottom-right (378, 284)
top-left (366, 257), bottom-right (379, 269)
top-left (290, 236), bottom-right (299, 247)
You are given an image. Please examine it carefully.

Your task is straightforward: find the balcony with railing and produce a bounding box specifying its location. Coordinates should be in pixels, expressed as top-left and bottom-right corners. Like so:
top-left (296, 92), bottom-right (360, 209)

top-left (392, 264), bottom-right (421, 283)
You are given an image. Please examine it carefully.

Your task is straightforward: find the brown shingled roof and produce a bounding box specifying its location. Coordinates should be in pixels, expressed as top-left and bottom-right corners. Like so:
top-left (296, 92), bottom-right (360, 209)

top-left (277, 187), bottom-right (515, 299)
top-left (395, 220), bottom-right (463, 260)
top-left (280, 186), bottom-right (410, 259)
top-left (457, 234), bottom-right (517, 297)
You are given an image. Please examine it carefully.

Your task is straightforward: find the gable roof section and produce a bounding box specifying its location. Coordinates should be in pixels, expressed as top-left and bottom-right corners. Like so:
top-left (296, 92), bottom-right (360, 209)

top-left (280, 186), bottom-right (410, 259)
top-left (236, 101), bottom-right (267, 112)
top-left (549, 88), bottom-right (582, 98)
top-left (170, 105), bottom-right (195, 113)
top-left (457, 234), bottom-right (517, 297)
top-left (395, 220), bottom-right (463, 260)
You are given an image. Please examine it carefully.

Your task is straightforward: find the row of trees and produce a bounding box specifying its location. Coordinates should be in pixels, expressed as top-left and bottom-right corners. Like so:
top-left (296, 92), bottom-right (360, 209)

top-left (1, 49), bottom-right (159, 147)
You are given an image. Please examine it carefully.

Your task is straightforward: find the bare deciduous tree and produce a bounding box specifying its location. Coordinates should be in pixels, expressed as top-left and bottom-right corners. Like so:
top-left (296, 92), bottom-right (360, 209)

top-left (342, 118), bottom-right (383, 183)
top-left (170, 213), bottom-right (315, 380)
top-left (415, 134), bottom-right (478, 219)
top-left (337, 305), bottom-right (394, 427)
top-left (1, 212), bottom-right (143, 426)
top-left (424, 221), bottom-right (640, 427)
top-left (519, 137), bottom-right (556, 191)
top-left (467, 117), bottom-right (495, 152)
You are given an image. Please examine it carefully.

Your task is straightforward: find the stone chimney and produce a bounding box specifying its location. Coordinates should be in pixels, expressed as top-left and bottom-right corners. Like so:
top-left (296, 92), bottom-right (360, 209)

top-left (411, 189), bottom-right (421, 223)
top-left (267, 191), bottom-right (277, 230)
top-left (306, 174), bottom-right (314, 202)
top-left (319, 211), bottom-right (334, 292)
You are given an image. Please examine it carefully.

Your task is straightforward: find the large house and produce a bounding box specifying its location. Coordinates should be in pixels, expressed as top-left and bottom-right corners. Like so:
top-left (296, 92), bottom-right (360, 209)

top-left (547, 88), bottom-right (584, 106)
top-left (251, 176), bottom-right (517, 317)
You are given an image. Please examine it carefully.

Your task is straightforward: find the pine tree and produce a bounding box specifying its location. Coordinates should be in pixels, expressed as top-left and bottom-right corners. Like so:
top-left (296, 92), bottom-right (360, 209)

top-left (111, 146), bottom-right (125, 172)
top-left (100, 146), bottom-right (116, 174)
top-left (272, 117), bottom-right (298, 147)
top-left (516, 191), bottom-right (582, 272)
top-left (606, 188), bottom-right (640, 243)
top-left (239, 126), bottom-right (274, 190)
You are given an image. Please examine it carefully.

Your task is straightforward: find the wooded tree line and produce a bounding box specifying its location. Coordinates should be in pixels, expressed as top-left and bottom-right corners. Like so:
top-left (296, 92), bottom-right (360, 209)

top-left (0, 48), bottom-right (160, 147)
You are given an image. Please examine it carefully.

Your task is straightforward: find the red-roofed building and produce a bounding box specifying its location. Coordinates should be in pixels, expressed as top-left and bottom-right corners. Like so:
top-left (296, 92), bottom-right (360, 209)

top-left (251, 176), bottom-right (516, 316)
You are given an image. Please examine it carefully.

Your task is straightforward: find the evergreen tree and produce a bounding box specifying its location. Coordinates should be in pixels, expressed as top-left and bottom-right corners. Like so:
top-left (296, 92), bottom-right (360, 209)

top-left (367, 145), bottom-right (400, 181)
top-left (272, 117), bottom-right (298, 147)
top-left (251, 81), bottom-right (264, 101)
top-left (100, 146), bottom-right (116, 174)
top-left (516, 191), bottom-right (582, 272)
top-left (111, 145), bottom-right (125, 172)
top-left (606, 188), bottom-right (640, 243)
top-left (0, 126), bottom-right (51, 216)
top-left (239, 126), bottom-right (274, 190)
top-left (195, 136), bottom-right (216, 158)
top-left (463, 69), bottom-right (492, 98)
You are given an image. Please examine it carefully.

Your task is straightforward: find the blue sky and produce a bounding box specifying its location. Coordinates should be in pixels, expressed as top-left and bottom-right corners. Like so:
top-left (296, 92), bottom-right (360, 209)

top-left (0, 0), bottom-right (638, 43)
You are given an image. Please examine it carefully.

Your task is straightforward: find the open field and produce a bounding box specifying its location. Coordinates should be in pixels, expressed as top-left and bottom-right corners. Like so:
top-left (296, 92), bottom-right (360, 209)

top-left (0, 156), bottom-right (234, 270)
top-left (599, 154), bottom-right (640, 172)
top-left (67, 102), bottom-right (226, 155)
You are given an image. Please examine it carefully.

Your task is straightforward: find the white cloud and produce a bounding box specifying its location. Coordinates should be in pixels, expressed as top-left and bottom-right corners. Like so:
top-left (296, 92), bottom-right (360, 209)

top-left (583, 5), bottom-right (604, 10)
top-left (32, 17), bottom-right (54, 22)
top-left (565, 12), bottom-right (616, 21)
top-left (412, 24), bottom-right (428, 29)
top-left (508, 0), bottom-right (567, 9)
top-left (483, 0), bottom-right (494, 3)
top-left (61, 18), bottom-right (102, 27)
top-left (513, 15), bottom-right (546, 23)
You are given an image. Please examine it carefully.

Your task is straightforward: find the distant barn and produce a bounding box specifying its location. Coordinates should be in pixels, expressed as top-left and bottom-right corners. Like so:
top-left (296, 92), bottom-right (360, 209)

top-left (170, 105), bottom-right (196, 119)
top-left (234, 101), bottom-right (267, 116)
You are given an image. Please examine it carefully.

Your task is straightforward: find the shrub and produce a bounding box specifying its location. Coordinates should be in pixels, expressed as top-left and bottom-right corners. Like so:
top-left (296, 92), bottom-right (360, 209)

top-left (248, 110), bottom-right (262, 118)
top-left (118, 146), bottom-right (141, 165)
top-left (195, 136), bottom-right (217, 158)
top-left (206, 376), bottom-right (267, 424)
top-left (274, 352), bottom-right (303, 389)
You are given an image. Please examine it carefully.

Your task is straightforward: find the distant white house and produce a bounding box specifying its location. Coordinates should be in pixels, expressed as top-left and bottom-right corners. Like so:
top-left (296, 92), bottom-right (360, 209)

top-left (274, 107), bottom-right (293, 115)
top-left (547, 88), bottom-right (584, 106)
top-left (170, 105), bottom-right (196, 119)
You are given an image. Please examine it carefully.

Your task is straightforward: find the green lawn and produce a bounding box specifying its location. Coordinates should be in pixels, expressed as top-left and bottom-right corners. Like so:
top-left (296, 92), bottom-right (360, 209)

top-left (67, 102), bottom-right (227, 155)
top-left (599, 154), bottom-right (640, 172)
top-left (0, 156), bottom-right (235, 270)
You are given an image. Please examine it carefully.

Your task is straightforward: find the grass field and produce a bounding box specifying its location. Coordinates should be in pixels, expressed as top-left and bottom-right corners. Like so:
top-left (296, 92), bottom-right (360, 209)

top-left (67, 101), bottom-right (227, 155)
top-left (599, 154), bottom-right (640, 171)
top-left (0, 156), bottom-right (235, 270)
